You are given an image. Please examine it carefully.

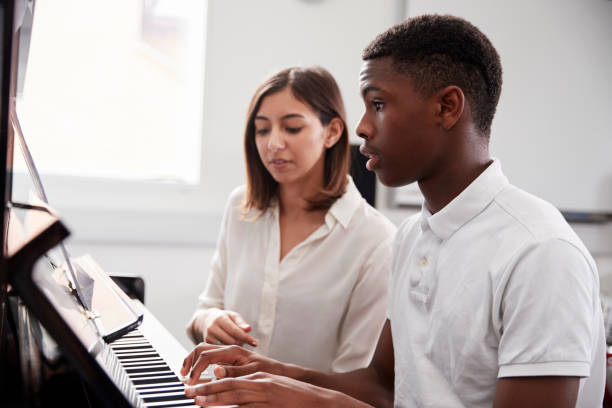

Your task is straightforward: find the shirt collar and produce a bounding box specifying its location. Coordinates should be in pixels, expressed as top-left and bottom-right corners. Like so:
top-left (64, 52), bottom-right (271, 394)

top-left (326, 176), bottom-right (363, 229)
top-left (423, 159), bottom-right (509, 240)
top-left (268, 176), bottom-right (362, 229)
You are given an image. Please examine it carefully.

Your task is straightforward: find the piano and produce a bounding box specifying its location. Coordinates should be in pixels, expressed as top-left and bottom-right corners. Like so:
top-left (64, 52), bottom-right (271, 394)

top-left (0, 1), bottom-right (209, 406)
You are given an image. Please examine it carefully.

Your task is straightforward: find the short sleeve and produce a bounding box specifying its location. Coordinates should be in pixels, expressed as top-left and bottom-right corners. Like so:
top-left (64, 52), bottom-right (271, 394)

top-left (497, 238), bottom-right (598, 378)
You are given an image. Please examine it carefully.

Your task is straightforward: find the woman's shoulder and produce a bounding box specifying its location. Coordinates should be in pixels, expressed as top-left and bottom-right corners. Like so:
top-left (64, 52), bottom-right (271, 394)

top-left (356, 201), bottom-right (397, 237)
top-left (227, 184), bottom-right (247, 205)
top-left (338, 184), bottom-right (396, 242)
top-left (225, 185), bottom-right (269, 221)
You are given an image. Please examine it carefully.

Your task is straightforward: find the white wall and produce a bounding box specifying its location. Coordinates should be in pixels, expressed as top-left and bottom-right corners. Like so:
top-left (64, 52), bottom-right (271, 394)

top-left (395, 0), bottom-right (612, 213)
top-left (58, 0), bottom-right (404, 350)
top-left (56, 0), bottom-right (612, 350)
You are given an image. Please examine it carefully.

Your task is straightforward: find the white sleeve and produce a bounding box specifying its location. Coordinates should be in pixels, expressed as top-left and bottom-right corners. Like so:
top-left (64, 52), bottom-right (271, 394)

top-left (331, 238), bottom-right (393, 372)
top-left (497, 238), bottom-right (598, 378)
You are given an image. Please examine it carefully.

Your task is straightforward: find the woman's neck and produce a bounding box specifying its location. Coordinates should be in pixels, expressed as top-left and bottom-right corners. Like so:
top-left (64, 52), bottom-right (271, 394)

top-left (278, 167), bottom-right (326, 216)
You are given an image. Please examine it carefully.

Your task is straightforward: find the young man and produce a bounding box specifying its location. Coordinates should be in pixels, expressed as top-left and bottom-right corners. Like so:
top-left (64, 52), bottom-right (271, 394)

top-left (181, 14), bottom-right (605, 407)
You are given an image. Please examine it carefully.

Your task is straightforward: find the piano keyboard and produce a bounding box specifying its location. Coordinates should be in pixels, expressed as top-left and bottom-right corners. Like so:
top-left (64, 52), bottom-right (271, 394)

top-left (94, 303), bottom-right (216, 408)
top-left (108, 330), bottom-right (196, 407)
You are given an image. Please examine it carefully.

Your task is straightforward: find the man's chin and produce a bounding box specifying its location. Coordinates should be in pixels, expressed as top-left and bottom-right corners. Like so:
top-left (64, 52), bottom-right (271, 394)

top-left (376, 170), bottom-right (415, 188)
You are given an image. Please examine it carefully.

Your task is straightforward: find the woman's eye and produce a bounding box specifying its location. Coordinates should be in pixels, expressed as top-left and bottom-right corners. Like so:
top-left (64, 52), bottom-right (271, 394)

top-left (372, 101), bottom-right (384, 112)
top-left (286, 127), bottom-right (302, 134)
top-left (255, 128), bottom-right (270, 136)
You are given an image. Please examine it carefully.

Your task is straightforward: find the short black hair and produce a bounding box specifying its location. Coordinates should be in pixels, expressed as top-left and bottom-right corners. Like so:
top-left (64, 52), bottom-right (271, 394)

top-left (363, 14), bottom-right (502, 136)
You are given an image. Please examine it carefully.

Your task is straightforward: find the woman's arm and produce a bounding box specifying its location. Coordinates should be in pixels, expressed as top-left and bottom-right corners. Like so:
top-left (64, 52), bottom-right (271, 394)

top-left (330, 240), bottom-right (391, 371)
top-left (189, 307), bottom-right (258, 346)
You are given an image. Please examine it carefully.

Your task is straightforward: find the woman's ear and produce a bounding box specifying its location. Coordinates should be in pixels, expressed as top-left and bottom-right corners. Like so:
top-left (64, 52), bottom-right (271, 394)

top-left (436, 85), bottom-right (465, 131)
top-left (324, 117), bottom-right (344, 148)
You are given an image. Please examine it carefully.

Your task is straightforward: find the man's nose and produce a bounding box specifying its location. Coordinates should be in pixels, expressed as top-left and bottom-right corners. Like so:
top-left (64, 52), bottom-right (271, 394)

top-left (355, 112), bottom-right (371, 140)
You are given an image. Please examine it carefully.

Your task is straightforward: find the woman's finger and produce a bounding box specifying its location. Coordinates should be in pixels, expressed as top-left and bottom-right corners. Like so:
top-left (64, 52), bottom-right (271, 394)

top-left (207, 324), bottom-right (238, 345)
top-left (228, 311), bottom-right (252, 332)
top-left (219, 315), bottom-right (258, 347)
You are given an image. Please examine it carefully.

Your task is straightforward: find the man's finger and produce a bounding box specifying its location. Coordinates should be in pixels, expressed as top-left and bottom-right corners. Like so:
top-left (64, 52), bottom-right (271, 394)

top-left (187, 346), bottom-right (248, 385)
top-left (181, 344), bottom-right (222, 378)
top-left (187, 377), bottom-right (265, 397)
top-left (192, 388), bottom-right (266, 407)
top-left (214, 362), bottom-right (260, 378)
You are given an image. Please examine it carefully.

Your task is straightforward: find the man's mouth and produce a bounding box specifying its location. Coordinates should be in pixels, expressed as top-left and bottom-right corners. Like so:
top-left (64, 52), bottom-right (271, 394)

top-left (359, 144), bottom-right (381, 171)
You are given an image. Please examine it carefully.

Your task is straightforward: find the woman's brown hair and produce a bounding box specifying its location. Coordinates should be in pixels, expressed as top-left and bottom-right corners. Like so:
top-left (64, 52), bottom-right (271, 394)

top-left (243, 66), bottom-right (350, 215)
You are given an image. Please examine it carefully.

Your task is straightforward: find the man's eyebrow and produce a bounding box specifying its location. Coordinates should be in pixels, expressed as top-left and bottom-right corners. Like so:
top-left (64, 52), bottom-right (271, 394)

top-left (361, 85), bottom-right (381, 98)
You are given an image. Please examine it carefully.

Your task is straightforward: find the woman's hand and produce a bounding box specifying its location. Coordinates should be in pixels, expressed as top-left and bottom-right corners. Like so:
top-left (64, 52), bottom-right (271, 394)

top-left (181, 344), bottom-right (285, 386)
top-left (197, 308), bottom-right (258, 347)
top-left (184, 372), bottom-right (371, 407)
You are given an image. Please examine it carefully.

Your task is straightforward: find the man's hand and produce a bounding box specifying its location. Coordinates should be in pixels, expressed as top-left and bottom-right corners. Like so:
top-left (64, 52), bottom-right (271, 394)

top-left (197, 308), bottom-right (258, 347)
top-left (181, 344), bottom-right (285, 386)
top-left (184, 372), bottom-right (373, 407)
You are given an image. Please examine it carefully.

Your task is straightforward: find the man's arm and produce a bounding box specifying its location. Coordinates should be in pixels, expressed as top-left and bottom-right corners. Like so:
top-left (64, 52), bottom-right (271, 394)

top-left (182, 320), bottom-right (395, 407)
top-left (290, 319), bottom-right (395, 407)
top-left (494, 376), bottom-right (579, 408)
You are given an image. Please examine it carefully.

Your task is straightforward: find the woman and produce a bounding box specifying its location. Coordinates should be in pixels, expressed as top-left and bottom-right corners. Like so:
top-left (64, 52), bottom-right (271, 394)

top-left (186, 66), bottom-right (395, 373)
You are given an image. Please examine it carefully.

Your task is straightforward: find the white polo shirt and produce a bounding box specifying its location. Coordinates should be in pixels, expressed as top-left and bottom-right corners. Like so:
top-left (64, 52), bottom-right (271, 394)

top-left (389, 160), bottom-right (605, 407)
top-left (189, 177), bottom-right (396, 373)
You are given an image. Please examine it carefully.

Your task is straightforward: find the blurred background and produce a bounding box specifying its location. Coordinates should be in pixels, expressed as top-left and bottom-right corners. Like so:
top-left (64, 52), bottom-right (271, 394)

top-left (11, 0), bottom-right (612, 349)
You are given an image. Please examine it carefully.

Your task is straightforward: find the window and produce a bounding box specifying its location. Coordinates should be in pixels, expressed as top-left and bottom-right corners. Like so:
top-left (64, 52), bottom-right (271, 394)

top-left (15, 0), bottom-right (206, 184)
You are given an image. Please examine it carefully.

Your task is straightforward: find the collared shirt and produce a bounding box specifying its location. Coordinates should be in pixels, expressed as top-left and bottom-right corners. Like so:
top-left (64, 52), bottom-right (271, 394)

top-left (189, 177), bottom-right (396, 373)
top-left (389, 159), bottom-right (605, 407)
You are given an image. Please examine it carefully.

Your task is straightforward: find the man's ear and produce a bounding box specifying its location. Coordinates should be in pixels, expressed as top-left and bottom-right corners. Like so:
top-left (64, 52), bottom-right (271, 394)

top-left (324, 117), bottom-right (344, 148)
top-left (436, 85), bottom-right (465, 131)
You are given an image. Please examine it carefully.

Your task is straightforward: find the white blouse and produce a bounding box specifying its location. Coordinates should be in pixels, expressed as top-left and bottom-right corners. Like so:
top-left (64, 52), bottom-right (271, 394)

top-left (187, 177), bottom-right (396, 373)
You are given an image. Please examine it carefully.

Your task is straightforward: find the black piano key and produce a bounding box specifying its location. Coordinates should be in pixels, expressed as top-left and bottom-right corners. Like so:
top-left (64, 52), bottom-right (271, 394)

top-left (139, 386), bottom-right (185, 395)
top-left (126, 366), bottom-right (171, 374)
top-left (144, 402), bottom-right (197, 408)
top-left (143, 393), bottom-right (192, 403)
top-left (129, 371), bottom-right (175, 379)
top-left (113, 345), bottom-right (155, 351)
top-left (135, 382), bottom-right (184, 391)
top-left (117, 353), bottom-right (160, 360)
top-left (122, 361), bottom-right (166, 368)
top-left (133, 376), bottom-right (180, 385)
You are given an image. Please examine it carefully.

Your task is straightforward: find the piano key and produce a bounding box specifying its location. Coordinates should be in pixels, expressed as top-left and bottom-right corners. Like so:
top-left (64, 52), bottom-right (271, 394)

top-left (139, 386), bottom-right (186, 395)
top-left (135, 382), bottom-right (185, 391)
top-left (117, 354), bottom-right (161, 361)
top-left (132, 375), bottom-right (180, 385)
top-left (144, 402), bottom-right (198, 408)
top-left (143, 392), bottom-right (192, 403)
top-left (129, 372), bottom-right (175, 379)
top-left (126, 366), bottom-right (172, 374)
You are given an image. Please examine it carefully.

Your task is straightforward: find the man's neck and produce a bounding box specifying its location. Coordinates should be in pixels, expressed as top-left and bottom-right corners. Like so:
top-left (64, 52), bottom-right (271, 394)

top-left (420, 143), bottom-right (492, 215)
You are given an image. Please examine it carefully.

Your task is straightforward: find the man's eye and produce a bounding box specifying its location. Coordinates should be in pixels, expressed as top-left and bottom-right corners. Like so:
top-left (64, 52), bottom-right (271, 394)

top-left (286, 127), bottom-right (302, 134)
top-left (255, 128), bottom-right (270, 136)
top-left (372, 101), bottom-right (384, 112)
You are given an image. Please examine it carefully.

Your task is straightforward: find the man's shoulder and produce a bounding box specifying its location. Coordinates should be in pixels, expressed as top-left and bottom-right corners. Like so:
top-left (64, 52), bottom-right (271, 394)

top-left (491, 185), bottom-right (579, 244)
